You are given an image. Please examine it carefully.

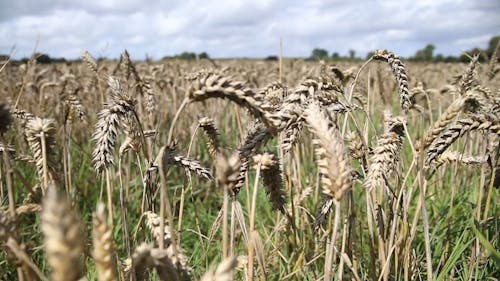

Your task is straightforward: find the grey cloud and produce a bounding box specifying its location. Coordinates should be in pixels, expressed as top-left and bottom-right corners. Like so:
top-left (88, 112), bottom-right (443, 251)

top-left (0, 0), bottom-right (498, 59)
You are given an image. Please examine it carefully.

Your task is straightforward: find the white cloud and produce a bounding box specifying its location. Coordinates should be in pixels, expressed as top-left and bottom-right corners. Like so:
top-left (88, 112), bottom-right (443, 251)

top-left (0, 0), bottom-right (498, 59)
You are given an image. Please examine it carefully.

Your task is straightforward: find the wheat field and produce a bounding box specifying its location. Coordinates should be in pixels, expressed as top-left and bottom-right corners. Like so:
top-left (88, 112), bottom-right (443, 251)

top-left (0, 49), bottom-right (499, 280)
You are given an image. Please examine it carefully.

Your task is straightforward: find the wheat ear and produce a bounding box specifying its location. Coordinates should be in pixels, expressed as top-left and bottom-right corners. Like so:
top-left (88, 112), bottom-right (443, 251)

top-left (127, 243), bottom-right (180, 281)
top-left (41, 185), bottom-right (84, 281)
top-left (305, 102), bottom-right (352, 201)
top-left (199, 117), bottom-right (221, 156)
top-left (419, 94), bottom-right (480, 151)
top-left (92, 76), bottom-right (136, 172)
top-left (426, 114), bottom-right (500, 165)
top-left (25, 117), bottom-right (57, 188)
top-left (252, 153), bottom-right (287, 213)
top-left (92, 203), bottom-right (118, 281)
top-left (188, 72), bottom-right (272, 128)
top-left (372, 49), bottom-right (411, 112)
top-left (458, 54), bottom-right (479, 95)
top-left (234, 121), bottom-right (272, 196)
top-left (365, 111), bottom-right (405, 192)
top-left (200, 257), bottom-right (238, 281)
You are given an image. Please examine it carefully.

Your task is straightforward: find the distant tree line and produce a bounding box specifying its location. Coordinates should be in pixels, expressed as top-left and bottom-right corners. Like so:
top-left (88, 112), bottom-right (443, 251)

top-left (309, 35), bottom-right (499, 62)
top-left (408, 36), bottom-right (499, 62)
top-left (162, 51), bottom-right (210, 60)
top-left (0, 51), bottom-right (212, 64)
top-left (308, 48), bottom-right (359, 61)
top-left (2, 35), bottom-right (498, 63)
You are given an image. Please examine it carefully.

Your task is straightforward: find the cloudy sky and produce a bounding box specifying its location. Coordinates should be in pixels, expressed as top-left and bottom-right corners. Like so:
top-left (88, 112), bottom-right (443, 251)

top-left (1, 0), bottom-right (499, 60)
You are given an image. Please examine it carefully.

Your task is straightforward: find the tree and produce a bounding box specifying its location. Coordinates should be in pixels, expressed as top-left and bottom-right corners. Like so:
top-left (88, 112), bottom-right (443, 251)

top-left (310, 48), bottom-right (329, 60)
top-left (34, 53), bottom-right (51, 64)
top-left (413, 44), bottom-right (435, 61)
top-left (331, 52), bottom-right (340, 59)
top-left (366, 51), bottom-right (375, 60)
top-left (348, 49), bottom-right (356, 59)
top-left (198, 52), bottom-right (210, 59)
top-left (487, 36), bottom-right (500, 57)
top-left (434, 54), bottom-right (444, 62)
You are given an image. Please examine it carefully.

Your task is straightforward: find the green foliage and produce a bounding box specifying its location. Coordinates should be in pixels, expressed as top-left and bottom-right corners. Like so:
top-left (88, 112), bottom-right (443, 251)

top-left (198, 52), bottom-right (210, 59)
top-left (413, 44), bottom-right (435, 61)
top-left (310, 48), bottom-right (329, 60)
top-left (487, 36), bottom-right (500, 57)
top-left (348, 49), bottom-right (356, 59)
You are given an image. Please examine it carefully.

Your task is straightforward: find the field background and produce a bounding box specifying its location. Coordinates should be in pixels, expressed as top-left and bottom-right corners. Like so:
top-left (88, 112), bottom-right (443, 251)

top-left (0, 52), bottom-right (499, 281)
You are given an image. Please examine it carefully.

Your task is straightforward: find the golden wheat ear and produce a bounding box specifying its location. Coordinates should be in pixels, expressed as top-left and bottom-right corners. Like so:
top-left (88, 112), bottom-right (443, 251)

top-left (199, 117), bottom-right (222, 156)
top-left (252, 152), bottom-right (287, 213)
top-left (41, 185), bottom-right (84, 281)
top-left (200, 256), bottom-right (238, 281)
top-left (92, 203), bottom-right (118, 281)
top-left (372, 49), bottom-right (411, 113)
top-left (364, 111), bottom-right (405, 193)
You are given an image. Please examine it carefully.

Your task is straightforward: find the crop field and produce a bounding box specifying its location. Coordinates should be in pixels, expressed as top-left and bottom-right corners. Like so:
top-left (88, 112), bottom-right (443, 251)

top-left (0, 49), bottom-right (499, 280)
